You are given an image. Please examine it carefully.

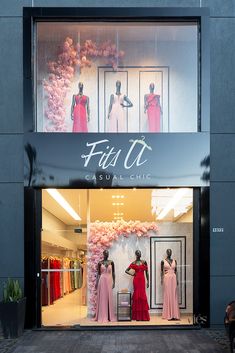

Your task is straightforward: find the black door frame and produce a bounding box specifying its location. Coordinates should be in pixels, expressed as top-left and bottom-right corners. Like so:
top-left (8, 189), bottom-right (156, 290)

top-left (24, 186), bottom-right (210, 329)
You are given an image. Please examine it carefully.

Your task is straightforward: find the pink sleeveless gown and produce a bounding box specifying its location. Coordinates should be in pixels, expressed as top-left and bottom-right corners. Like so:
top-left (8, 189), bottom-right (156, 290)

top-left (72, 95), bottom-right (88, 132)
top-left (162, 259), bottom-right (180, 320)
top-left (108, 94), bottom-right (126, 132)
top-left (95, 264), bottom-right (115, 323)
top-left (146, 94), bottom-right (161, 132)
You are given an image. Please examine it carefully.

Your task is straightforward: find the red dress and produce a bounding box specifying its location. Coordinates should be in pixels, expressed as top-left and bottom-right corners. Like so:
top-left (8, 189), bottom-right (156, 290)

top-left (129, 263), bottom-right (150, 321)
top-left (146, 94), bottom-right (161, 132)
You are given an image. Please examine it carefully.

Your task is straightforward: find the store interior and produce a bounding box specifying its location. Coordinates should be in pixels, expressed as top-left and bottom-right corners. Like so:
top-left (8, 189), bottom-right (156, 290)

top-left (41, 188), bottom-right (194, 327)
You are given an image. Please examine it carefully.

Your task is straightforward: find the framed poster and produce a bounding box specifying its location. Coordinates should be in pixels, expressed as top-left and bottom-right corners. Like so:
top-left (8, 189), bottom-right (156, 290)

top-left (150, 236), bottom-right (186, 309)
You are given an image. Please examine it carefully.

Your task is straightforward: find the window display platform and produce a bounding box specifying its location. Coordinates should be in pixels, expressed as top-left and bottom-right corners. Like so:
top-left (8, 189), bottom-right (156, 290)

top-left (79, 314), bottom-right (193, 327)
top-left (42, 290), bottom-right (193, 326)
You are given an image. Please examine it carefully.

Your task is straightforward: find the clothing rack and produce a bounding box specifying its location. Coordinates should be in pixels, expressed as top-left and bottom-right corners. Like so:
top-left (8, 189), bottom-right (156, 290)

top-left (41, 255), bottom-right (83, 306)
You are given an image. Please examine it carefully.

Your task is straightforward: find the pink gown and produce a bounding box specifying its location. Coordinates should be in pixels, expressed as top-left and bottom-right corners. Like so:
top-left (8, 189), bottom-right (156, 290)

top-left (72, 95), bottom-right (88, 132)
top-left (162, 259), bottom-right (180, 320)
top-left (95, 263), bottom-right (115, 323)
top-left (146, 94), bottom-right (161, 132)
top-left (108, 94), bottom-right (126, 132)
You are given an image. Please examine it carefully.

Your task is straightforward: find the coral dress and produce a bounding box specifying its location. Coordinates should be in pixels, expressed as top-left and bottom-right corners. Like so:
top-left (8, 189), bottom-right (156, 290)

top-left (72, 95), bottom-right (88, 132)
top-left (95, 263), bottom-right (115, 323)
top-left (162, 259), bottom-right (180, 320)
top-left (108, 94), bottom-right (126, 132)
top-left (129, 263), bottom-right (150, 321)
top-left (146, 94), bottom-right (161, 132)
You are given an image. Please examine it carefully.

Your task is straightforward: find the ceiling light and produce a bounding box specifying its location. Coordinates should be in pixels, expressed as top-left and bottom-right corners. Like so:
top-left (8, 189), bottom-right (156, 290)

top-left (157, 188), bottom-right (190, 220)
top-left (46, 189), bottom-right (81, 221)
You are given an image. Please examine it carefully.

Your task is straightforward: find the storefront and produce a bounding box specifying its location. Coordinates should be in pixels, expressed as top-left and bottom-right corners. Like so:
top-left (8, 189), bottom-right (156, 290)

top-left (23, 7), bottom-right (210, 329)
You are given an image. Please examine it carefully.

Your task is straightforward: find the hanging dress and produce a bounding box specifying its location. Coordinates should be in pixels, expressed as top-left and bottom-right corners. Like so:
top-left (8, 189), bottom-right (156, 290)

top-left (146, 93), bottom-right (161, 132)
top-left (72, 95), bottom-right (88, 132)
top-left (95, 263), bottom-right (115, 323)
top-left (162, 259), bottom-right (180, 320)
top-left (108, 94), bottom-right (126, 132)
top-left (129, 262), bottom-right (150, 321)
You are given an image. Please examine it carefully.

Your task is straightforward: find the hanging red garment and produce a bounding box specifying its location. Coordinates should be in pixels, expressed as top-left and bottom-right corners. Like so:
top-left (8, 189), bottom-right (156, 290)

top-left (129, 263), bottom-right (150, 321)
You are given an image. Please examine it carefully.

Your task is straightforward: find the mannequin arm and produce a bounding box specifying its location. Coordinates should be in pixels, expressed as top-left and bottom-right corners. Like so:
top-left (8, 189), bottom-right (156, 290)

top-left (125, 265), bottom-right (134, 276)
top-left (144, 261), bottom-right (149, 288)
top-left (161, 260), bottom-right (164, 285)
top-left (123, 95), bottom-right (133, 108)
top-left (157, 96), bottom-right (163, 114)
top-left (108, 94), bottom-right (114, 119)
top-left (175, 259), bottom-right (178, 286)
top-left (71, 95), bottom-right (76, 120)
top-left (95, 262), bottom-right (101, 290)
top-left (86, 96), bottom-right (90, 122)
top-left (111, 261), bottom-right (115, 288)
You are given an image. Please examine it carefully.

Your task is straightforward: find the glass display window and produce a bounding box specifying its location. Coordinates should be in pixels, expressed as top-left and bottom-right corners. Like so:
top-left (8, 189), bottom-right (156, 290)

top-left (36, 22), bottom-right (198, 133)
top-left (41, 188), bottom-right (194, 327)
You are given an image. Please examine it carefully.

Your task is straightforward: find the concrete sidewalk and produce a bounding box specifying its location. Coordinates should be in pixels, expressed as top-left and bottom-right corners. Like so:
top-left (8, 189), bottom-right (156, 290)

top-left (0, 329), bottom-right (230, 353)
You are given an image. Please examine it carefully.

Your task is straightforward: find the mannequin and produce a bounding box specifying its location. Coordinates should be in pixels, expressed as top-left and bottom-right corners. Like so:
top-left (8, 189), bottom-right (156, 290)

top-left (107, 80), bottom-right (133, 132)
top-left (71, 82), bottom-right (90, 132)
top-left (125, 250), bottom-right (150, 321)
top-left (161, 249), bottom-right (180, 320)
top-left (144, 82), bottom-right (162, 132)
top-left (95, 250), bottom-right (115, 323)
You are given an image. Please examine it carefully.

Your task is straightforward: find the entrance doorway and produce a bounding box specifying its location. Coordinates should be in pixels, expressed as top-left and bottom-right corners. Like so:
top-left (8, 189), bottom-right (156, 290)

top-left (40, 188), bottom-right (194, 327)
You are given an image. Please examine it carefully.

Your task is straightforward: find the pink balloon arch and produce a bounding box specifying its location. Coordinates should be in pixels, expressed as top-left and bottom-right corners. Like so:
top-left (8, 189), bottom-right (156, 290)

top-left (87, 220), bottom-right (158, 316)
top-left (43, 37), bottom-right (125, 132)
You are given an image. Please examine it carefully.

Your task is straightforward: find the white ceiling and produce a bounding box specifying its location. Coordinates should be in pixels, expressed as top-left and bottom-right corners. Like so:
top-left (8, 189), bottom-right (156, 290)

top-left (42, 188), bottom-right (193, 226)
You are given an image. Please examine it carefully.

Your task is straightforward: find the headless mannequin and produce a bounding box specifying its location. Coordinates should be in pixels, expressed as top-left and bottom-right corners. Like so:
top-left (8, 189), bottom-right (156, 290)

top-left (108, 80), bottom-right (133, 119)
top-left (161, 249), bottom-right (178, 286)
top-left (125, 250), bottom-right (149, 288)
top-left (96, 250), bottom-right (115, 289)
top-left (71, 82), bottom-right (90, 122)
top-left (144, 82), bottom-right (162, 114)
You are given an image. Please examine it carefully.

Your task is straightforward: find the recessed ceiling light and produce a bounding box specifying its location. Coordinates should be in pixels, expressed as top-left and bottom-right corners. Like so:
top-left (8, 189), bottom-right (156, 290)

top-left (46, 189), bottom-right (81, 221)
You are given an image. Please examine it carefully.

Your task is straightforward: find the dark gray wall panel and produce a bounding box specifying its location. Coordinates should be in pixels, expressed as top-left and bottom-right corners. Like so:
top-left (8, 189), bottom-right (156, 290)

top-left (202, 0), bottom-right (235, 17)
top-left (0, 184), bottom-right (24, 278)
top-left (210, 275), bottom-right (235, 325)
top-left (0, 278), bottom-right (24, 301)
top-left (211, 134), bottom-right (235, 181)
top-left (210, 19), bottom-right (235, 133)
top-left (0, 0), bottom-right (31, 17)
top-left (210, 182), bottom-right (235, 275)
top-left (0, 135), bottom-right (23, 182)
top-left (0, 18), bottom-right (23, 133)
top-left (33, 0), bottom-right (200, 7)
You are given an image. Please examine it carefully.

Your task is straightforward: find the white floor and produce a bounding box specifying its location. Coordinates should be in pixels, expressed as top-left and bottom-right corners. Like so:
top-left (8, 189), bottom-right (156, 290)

top-left (42, 289), bottom-right (87, 326)
top-left (42, 290), bottom-right (193, 327)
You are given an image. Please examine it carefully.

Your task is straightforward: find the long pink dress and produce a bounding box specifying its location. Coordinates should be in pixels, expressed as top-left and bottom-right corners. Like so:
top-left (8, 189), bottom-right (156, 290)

top-left (108, 94), bottom-right (126, 132)
top-left (95, 264), bottom-right (115, 323)
top-left (72, 95), bottom-right (88, 132)
top-left (162, 259), bottom-right (180, 320)
top-left (146, 94), bottom-right (161, 132)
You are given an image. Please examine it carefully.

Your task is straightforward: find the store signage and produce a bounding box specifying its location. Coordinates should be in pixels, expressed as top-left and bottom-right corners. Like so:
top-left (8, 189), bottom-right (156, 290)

top-left (24, 132), bottom-right (210, 188)
top-left (81, 136), bottom-right (152, 170)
